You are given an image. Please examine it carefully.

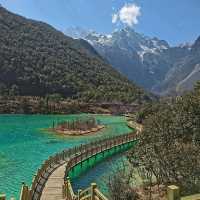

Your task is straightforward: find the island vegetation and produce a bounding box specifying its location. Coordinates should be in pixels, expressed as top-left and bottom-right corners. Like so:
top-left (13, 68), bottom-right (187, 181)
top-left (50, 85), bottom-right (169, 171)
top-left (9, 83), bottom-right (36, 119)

top-left (51, 117), bottom-right (104, 136)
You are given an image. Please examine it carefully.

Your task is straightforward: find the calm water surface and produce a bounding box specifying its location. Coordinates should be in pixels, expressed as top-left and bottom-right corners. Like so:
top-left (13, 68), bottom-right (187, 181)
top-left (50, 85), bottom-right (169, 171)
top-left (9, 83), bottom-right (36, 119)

top-left (0, 114), bottom-right (132, 198)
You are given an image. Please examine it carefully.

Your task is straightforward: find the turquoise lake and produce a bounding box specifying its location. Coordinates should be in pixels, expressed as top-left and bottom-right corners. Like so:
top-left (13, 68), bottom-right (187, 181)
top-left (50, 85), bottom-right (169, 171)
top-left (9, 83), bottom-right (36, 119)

top-left (0, 114), bottom-right (132, 199)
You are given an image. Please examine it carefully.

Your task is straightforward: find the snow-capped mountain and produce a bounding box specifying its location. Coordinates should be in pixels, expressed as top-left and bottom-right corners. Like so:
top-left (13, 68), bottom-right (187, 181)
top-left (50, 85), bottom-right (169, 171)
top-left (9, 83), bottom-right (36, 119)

top-left (64, 26), bottom-right (93, 39)
top-left (86, 27), bottom-right (169, 60)
top-left (65, 27), bottom-right (197, 95)
top-left (83, 27), bottom-right (175, 91)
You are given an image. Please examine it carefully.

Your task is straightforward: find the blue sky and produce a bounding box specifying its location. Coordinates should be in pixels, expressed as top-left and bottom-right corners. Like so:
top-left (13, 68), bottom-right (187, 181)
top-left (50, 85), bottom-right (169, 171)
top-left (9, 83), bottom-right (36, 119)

top-left (0, 0), bottom-right (200, 46)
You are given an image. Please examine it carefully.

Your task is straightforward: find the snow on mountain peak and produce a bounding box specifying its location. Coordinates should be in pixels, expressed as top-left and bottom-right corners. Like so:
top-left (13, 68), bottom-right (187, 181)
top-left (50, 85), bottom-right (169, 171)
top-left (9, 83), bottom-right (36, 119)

top-left (64, 26), bottom-right (170, 62)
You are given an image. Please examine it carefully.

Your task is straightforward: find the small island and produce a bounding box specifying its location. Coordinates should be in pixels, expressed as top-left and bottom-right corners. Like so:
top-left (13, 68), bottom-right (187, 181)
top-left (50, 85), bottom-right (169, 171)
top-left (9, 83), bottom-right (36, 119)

top-left (51, 117), bottom-right (104, 136)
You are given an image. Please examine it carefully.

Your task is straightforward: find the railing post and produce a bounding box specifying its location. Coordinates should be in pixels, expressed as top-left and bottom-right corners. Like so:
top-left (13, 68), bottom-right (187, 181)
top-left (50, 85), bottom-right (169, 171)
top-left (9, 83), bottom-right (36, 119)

top-left (0, 194), bottom-right (6, 200)
top-left (167, 185), bottom-right (180, 200)
top-left (78, 189), bottom-right (82, 200)
top-left (66, 177), bottom-right (70, 200)
top-left (20, 183), bottom-right (30, 200)
top-left (80, 144), bottom-right (83, 154)
top-left (62, 150), bottom-right (65, 160)
top-left (91, 183), bottom-right (97, 200)
top-left (62, 182), bottom-right (66, 199)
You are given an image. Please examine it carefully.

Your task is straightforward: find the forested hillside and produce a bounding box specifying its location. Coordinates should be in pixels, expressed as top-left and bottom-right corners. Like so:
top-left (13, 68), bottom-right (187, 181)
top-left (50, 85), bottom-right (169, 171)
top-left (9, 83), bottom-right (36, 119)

top-left (109, 82), bottom-right (200, 199)
top-left (0, 7), bottom-right (152, 104)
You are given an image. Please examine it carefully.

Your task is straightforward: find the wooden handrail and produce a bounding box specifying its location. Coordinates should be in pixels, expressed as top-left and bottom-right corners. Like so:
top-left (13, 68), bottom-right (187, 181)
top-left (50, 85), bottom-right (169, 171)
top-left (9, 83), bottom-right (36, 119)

top-left (68, 180), bottom-right (76, 199)
top-left (65, 180), bottom-right (109, 200)
top-left (94, 189), bottom-right (108, 200)
top-left (80, 187), bottom-right (91, 197)
top-left (80, 194), bottom-right (91, 200)
top-left (63, 132), bottom-right (136, 200)
top-left (19, 132), bottom-right (137, 200)
top-left (65, 135), bottom-right (136, 174)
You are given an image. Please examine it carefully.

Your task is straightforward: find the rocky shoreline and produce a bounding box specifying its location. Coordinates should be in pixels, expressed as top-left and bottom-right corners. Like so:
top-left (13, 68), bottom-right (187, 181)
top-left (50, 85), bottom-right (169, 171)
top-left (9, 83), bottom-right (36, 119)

top-left (49, 125), bottom-right (105, 136)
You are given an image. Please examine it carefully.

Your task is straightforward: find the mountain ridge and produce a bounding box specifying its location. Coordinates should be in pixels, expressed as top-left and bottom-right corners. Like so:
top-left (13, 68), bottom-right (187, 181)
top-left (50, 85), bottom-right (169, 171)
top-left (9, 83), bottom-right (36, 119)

top-left (65, 26), bottom-right (198, 96)
top-left (0, 7), bottom-right (152, 104)
top-left (155, 36), bottom-right (200, 95)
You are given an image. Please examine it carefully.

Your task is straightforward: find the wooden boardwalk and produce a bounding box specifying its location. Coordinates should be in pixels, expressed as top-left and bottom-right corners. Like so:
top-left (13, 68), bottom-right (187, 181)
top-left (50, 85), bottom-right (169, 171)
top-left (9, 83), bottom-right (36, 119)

top-left (20, 132), bottom-right (137, 200)
top-left (39, 135), bottom-right (136, 200)
top-left (40, 163), bottom-right (68, 200)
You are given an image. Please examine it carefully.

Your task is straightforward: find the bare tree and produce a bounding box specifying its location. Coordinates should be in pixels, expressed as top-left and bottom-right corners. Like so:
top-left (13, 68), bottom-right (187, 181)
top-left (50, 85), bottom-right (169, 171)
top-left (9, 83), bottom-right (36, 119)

top-left (107, 161), bottom-right (139, 200)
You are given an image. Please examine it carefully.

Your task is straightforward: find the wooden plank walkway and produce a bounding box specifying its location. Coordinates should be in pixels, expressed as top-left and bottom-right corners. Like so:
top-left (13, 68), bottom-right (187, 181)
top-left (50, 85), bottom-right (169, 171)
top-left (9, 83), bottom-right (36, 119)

top-left (40, 162), bottom-right (68, 200)
top-left (28, 133), bottom-right (137, 200)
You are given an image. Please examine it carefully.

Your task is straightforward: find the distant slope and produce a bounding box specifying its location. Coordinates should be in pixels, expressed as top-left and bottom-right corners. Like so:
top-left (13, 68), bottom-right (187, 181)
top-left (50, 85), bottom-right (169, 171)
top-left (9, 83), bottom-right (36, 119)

top-left (0, 7), bottom-right (152, 104)
top-left (84, 27), bottom-right (171, 90)
top-left (65, 27), bottom-right (198, 96)
top-left (65, 27), bottom-right (173, 90)
top-left (154, 37), bottom-right (200, 95)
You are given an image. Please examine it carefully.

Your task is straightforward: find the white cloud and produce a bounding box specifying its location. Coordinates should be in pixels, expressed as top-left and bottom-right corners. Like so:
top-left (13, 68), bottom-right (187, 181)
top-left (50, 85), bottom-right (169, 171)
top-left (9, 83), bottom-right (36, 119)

top-left (112, 13), bottom-right (118, 23)
top-left (112, 3), bottom-right (141, 27)
top-left (119, 3), bottom-right (141, 26)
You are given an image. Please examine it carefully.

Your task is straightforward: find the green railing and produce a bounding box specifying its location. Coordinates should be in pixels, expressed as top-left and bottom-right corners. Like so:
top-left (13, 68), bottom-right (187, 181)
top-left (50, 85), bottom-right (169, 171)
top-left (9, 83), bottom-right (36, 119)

top-left (0, 132), bottom-right (137, 200)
